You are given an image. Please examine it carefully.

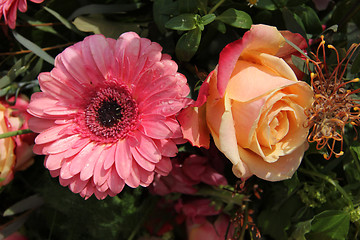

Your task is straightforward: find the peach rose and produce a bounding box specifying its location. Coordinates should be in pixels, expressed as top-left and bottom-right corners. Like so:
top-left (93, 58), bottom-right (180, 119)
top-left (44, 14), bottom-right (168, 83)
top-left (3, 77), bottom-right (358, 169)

top-left (0, 96), bottom-right (36, 186)
top-left (178, 24), bottom-right (313, 181)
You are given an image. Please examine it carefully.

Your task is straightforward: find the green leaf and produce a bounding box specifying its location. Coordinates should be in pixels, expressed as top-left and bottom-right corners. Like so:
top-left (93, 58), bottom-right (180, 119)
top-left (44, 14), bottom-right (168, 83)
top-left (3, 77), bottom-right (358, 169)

top-left (175, 27), bottom-right (201, 61)
top-left (165, 13), bottom-right (197, 31)
top-left (255, 0), bottom-right (277, 10)
top-left (73, 15), bottom-right (147, 39)
top-left (258, 194), bottom-right (303, 240)
top-left (0, 212), bottom-right (30, 239)
top-left (43, 6), bottom-right (85, 36)
top-left (201, 14), bottom-right (216, 26)
top-left (294, 6), bottom-right (323, 34)
top-left (153, 0), bottom-right (178, 33)
top-left (216, 8), bottom-right (252, 29)
top-left (284, 37), bottom-right (309, 59)
top-left (309, 210), bottom-right (350, 240)
top-left (178, 0), bottom-right (198, 13)
top-left (0, 53), bottom-right (34, 89)
top-left (22, 58), bottom-right (43, 83)
top-left (3, 195), bottom-right (44, 217)
top-left (214, 21), bottom-right (226, 34)
top-left (67, 3), bottom-right (144, 20)
top-left (284, 172), bottom-right (300, 196)
top-left (12, 31), bottom-right (55, 65)
top-left (351, 52), bottom-right (360, 74)
top-left (291, 55), bottom-right (314, 74)
top-left (197, 0), bottom-right (208, 15)
top-left (289, 219), bottom-right (312, 240)
top-left (281, 7), bottom-right (307, 41)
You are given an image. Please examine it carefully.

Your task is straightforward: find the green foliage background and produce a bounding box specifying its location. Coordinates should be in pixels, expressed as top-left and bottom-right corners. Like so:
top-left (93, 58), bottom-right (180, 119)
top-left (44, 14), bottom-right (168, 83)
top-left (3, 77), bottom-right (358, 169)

top-left (1, 0), bottom-right (360, 239)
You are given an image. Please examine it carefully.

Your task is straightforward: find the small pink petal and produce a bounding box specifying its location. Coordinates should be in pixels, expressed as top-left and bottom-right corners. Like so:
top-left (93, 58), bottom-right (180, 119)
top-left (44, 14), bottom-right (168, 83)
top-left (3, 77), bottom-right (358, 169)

top-left (131, 147), bottom-right (155, 172)
top-left (138, 167), bottom-right (154, 186)
top-left (155, 157), bottom-right (172, 176)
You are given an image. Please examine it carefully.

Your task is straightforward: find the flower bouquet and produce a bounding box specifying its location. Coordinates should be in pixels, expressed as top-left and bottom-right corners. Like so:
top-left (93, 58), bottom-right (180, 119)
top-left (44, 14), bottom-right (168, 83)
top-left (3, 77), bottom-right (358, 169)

top-left (1, 0), bottom-right (360, 239)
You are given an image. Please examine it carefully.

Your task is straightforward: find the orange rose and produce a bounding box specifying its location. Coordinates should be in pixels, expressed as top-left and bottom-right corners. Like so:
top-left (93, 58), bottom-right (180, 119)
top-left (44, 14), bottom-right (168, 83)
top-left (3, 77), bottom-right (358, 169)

top-left (0, 96), bottom-right (36, 186)
top-left (178, 25), bottom-right (313, 181)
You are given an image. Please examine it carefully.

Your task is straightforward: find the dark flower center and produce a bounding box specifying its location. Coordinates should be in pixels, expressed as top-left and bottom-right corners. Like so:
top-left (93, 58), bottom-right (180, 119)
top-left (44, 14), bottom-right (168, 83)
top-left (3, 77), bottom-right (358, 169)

top-left (97, 100), bottom-right (123, 127)
top-left (81, 84), bottom-right (139, 143)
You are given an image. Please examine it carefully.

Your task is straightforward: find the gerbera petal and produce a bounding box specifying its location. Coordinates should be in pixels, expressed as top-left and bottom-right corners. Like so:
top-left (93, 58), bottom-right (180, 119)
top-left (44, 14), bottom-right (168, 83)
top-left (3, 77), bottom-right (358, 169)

top-left (50, 67), bottom-right (85, 94)
top-left (140, 115), bottom-right (173, 139)
top-left (63, 138), bottom-right (90, 158)
top-left (44, 152), bottom-right (65, 171)
top-left (140, 98), bottom-right (185, 117)
top-left (93, 153), bottom-right (110, 186)
top-left (107, 168), bottom-right (125, 194)
top-left (138, 167), bottom-right (154, 187)
top-left (60, 160), bottom-right (74, 179)
top-left (131, 147), bottom-right (155, 172)
top-left (163, 117), bottom-right (183, 138)
top-left (103, 144), bottom-right (117, 170)
top-left (69, 142), bottom-right (95, 175)
top-left (42, 134), bottom-right (81, 154)
top-left (58, 45), bottom-right (94, 87)
top-left (27, 92), bottom-right (59, 118)
top-left (27, 32), bottom-right (190, 199)
top-left (87, 34), bottom-right (115, 80)
top-left (125, 161), bottom-right (141, 188)
top-left (28, 117), bottom-right (55, 133)
top-left (59, 174), bottom-right (73, 186)
top-left (155, 157), bottom-right (172, 176)
top-left (80, 145), bottom-right (104, 181)
top-left (134, 133), bottom-right (161, 163)
top-left (98, 181), bottom-right (110, 192)
top-left (115, 140), bottom-right (132, 179)
top-left (38, 72), bottom-right (79, 101)
top-left (68, 175), bottom-right (88, 193)
top-left (35, 124), bottom-right (72, 145)
top-left (154, 139), bottom-right (178, 157)
top-left (93, 189), bottom-right (108, 200)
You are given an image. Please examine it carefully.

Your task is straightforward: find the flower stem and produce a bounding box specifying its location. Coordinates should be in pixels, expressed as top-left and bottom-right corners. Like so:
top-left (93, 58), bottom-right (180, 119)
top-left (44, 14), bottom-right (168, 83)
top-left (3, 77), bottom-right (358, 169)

top-left (209, 0), bottom-right (226, 14)
top-left (298, 168), bottom-right (354, 210)
top-left (239, 202), bottom-right (249, 240)
top-left (0, 129), bottom-right (33, 139)
top-left (196, 186), bottom-right (245, 206)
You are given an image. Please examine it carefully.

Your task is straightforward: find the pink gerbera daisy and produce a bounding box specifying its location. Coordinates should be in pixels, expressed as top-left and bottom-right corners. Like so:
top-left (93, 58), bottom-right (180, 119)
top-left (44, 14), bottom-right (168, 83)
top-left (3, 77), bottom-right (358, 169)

top-left (27, 32), bottom-right (190, 199)
top-left (0, 0), bottom-right (44, 29)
